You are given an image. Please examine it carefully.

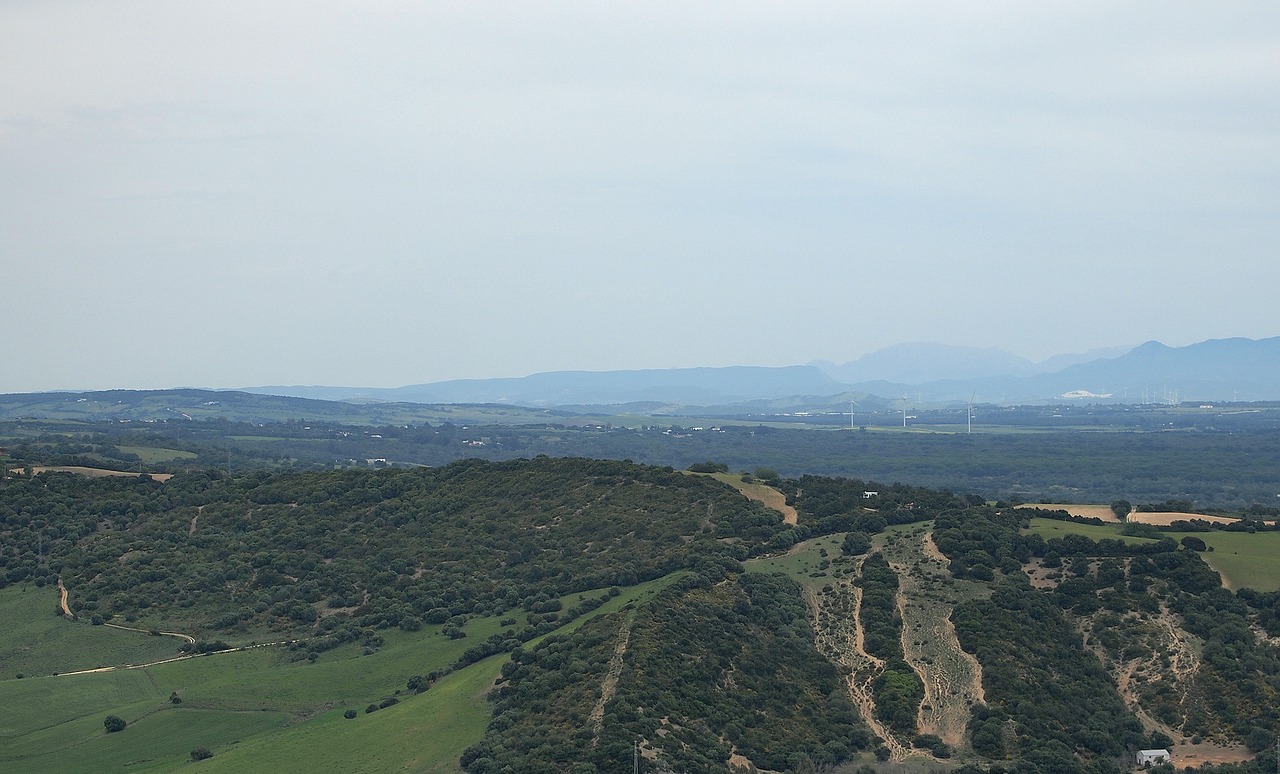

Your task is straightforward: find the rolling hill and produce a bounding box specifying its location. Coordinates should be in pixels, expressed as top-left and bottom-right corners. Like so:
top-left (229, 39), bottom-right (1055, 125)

top-left (1, 459), bottom-right (1278, 772)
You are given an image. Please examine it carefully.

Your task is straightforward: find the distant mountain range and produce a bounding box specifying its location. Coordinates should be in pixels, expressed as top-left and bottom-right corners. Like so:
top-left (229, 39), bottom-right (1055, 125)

top-left (251, 366), bottom-right (849, 407)
top-left (4, 338), bottom-right (1276, 421)
top-left (245, 336), bottom-right (1280, 408)
top-left (810, 342), bottom-right (1134, 384)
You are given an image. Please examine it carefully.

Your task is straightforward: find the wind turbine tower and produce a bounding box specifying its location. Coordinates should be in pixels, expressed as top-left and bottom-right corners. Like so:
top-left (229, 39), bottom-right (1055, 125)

top-left (967, 392), bottom-right (975, 434)
top-left (901, 396), bottom-right (908, 428)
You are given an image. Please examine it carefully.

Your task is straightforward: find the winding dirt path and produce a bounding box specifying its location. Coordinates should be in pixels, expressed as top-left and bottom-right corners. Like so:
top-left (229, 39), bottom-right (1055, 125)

top-left (56, 577), bottom-right (72, 617)
top-left (189, 505), bottom-right (204, 536)
top-left (54, 639), bottom-right (298, 677)
top-left (102, 622), bottom-right (197, 645)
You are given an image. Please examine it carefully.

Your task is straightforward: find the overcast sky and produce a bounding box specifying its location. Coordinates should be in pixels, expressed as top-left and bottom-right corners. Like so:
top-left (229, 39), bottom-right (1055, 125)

top-left (2, 2), bottom-right (1277, 392)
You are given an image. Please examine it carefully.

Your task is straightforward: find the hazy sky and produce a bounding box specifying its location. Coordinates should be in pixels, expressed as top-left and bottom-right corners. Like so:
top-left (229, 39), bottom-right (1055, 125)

top-left (3, 2), bottom-right (1277, 392)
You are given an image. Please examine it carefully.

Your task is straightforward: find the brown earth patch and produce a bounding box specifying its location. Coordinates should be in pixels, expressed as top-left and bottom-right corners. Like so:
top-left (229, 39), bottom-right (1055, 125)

top-left (711, 475), bottom-right (798, 525)
top-left (1173, 742), bottom-right (1253, 768)
top-left (1022, 559), bottom-right (1062, 590)
top-left (589, 619), bottom-right (633, 748)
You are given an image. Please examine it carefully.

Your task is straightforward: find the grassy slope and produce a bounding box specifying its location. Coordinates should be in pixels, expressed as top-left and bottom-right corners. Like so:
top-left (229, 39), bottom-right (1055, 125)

top-left (0, 577), bottom-right (679, 773)
top-left (0, 584), bottom-right (181, 678)
top-left (1164, 530), bottom-right (1280, 592)
top-left (1024, 517), bottom-right (1161, 545)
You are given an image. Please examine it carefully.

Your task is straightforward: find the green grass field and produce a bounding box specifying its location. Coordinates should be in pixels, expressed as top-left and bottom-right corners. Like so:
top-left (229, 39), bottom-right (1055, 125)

top-left (0, 576), bottom-right (680, 772)
top-left (115, 446), bottom-right (197, 463)
top-left (0, 584), bottom-right (181, 678)
top-left (1164, 530), bottom-right (1280, 592)
top-left (1023, 518), bottom-right (1280, 592)
top-left (744, 533), bottom-right (847, 587)
top-left (1024, 518), bottom-right (1161, 546)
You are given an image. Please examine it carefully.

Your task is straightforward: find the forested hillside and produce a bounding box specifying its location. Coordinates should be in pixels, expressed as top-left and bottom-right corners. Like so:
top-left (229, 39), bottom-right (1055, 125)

top-left (2, 459), bottom-right (1279, 772)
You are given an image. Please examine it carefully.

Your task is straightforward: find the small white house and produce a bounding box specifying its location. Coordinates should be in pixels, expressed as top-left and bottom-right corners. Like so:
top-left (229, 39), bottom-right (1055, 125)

top-left (1136, 749), bottom-right (1171, 766)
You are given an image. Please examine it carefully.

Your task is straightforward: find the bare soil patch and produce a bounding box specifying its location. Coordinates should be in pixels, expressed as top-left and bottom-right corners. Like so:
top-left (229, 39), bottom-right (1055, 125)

top-left (1022, 559), bottom-right (1062, 590)
top-left (1173, 742), bottom-right (1253, 768)
top-left (715, 476), bottom-right (798, 525)
top-left (805, 577), bottom-right (907, 761)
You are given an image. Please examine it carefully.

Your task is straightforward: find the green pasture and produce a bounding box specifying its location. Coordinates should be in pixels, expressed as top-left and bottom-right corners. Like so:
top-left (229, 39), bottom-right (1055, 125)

top-left (1024, 518), bottom-right (1161, 546)
top-left (1165, 530), bottom-right (1280, 592)
top-left (0, 576), bottom-right (679, 772)
top-left (744, 533), bottom-right (847, 586)
top-left (1023, 518), bottom-right (1280, 592)
top-left (0, 584), bottom-right (181, 678)
top-left (115, 446), bottom-right (197, 463)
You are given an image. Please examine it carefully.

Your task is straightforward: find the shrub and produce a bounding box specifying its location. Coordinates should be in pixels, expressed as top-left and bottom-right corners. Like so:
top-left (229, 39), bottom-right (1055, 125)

top-left (190, 747), bottom-right (213, 761)
top-left (104, 715), bottom-right (127, 733)
top-left (343, 709), bottom-right (357, 719)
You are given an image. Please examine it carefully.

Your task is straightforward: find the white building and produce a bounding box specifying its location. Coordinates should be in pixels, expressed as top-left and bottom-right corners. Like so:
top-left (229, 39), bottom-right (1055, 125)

top-left (1136, 749), bottom-right (1171, 766)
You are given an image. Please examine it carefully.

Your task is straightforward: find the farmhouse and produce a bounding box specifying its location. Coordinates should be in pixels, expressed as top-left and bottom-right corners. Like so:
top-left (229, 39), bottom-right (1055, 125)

top-left (1136, 749), bottom-right (1171, 766)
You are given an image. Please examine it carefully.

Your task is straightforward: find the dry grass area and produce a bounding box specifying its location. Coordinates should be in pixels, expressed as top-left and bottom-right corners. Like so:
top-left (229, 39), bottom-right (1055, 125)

top-left (709, 473), bottom-right (798, 525)
top-left (883, 528), bottom-right (988, 752)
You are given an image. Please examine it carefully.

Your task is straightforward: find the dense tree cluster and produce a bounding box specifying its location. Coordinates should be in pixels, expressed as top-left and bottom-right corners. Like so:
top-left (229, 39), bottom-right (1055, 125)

top-left (856, 552), bottom-right (924, 738)
top-left (465, 572), bottom-right (869, 773)
top-left (0, 458), bottom-right (788, 636)
top-left (935, 505), bottom-right (1280, 765)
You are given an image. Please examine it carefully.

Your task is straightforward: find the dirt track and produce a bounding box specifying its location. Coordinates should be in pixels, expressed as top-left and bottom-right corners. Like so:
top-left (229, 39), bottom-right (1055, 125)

top-left (56, 578), bottom-right (72, 616)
